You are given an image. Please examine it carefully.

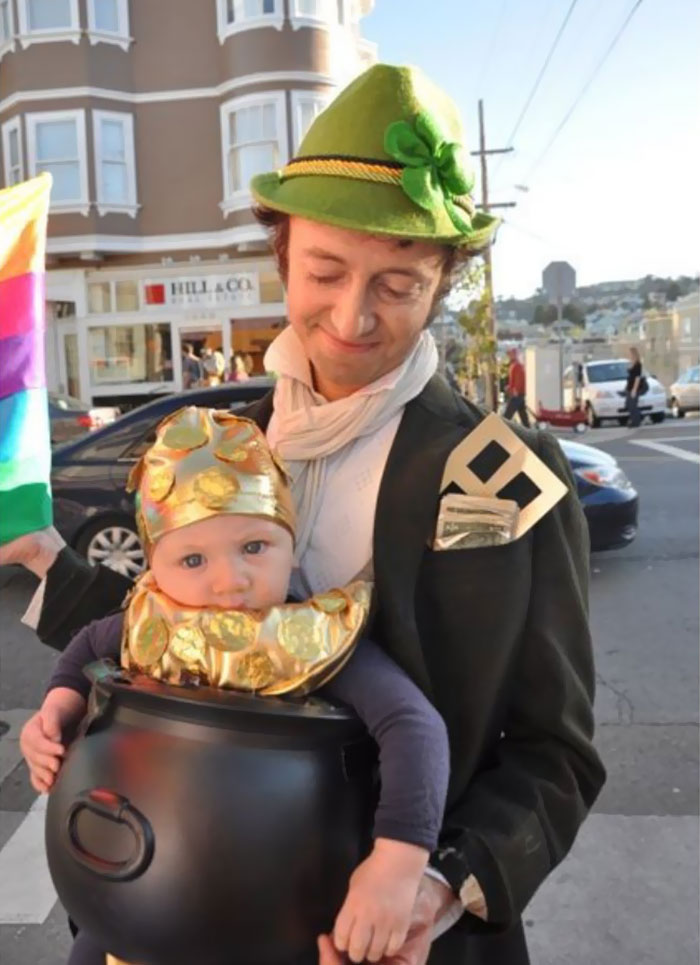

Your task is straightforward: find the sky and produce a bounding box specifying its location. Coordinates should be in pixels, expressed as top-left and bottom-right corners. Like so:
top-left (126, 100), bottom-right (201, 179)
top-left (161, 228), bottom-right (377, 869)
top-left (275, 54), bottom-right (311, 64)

top-left (362, 0), bottom-right (700, 298)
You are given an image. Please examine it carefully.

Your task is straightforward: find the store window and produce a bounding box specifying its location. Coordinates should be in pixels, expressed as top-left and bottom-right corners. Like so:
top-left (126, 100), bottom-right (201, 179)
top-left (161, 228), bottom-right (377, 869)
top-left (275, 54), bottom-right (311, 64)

top-left (115, 280), bottom-right (139, 311)
top-left (88, 323), bottom-right (173, 385)
top-left (64, 332), bottom-right (80, 399)
top-left (259, 270), bottom-right (285, 303)
top-left (88, 279), bottom-right (141, 313)
top-left (220, 93), bottom-right (287, 214)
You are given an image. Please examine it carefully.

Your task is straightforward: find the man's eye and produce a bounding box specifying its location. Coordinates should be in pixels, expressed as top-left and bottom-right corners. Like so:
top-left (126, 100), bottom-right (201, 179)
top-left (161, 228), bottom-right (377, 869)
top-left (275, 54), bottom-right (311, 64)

top-left (243, 541), bottom-right (266, 555)
top-left (308, 273), bottom-right (342, 286)
top-left (181, 553), bottom-right (204, 569)
top-left (376, 281), bottom-right (419, 302)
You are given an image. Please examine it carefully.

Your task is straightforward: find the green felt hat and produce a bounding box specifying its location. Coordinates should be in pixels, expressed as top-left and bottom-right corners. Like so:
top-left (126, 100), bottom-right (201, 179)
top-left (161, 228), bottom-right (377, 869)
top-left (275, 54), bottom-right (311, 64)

top-left (251, 64), bottom-right (500, 250)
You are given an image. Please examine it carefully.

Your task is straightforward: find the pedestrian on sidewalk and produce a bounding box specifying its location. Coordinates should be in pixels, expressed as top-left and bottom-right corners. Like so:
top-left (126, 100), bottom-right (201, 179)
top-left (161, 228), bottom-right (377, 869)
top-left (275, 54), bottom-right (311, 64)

top-left (503, 348), bottom-right (531, 427)
top-left (626, 346), bottom-right (644, 428)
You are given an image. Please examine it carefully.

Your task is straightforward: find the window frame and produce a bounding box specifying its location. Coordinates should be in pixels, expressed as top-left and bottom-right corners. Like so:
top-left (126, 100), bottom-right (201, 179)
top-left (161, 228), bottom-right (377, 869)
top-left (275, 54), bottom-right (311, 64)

top-left (86, 0), bottom-right (131, 51)
top-left (0, 0), bottom-right (16, 60)
top-left (219, 90), bottom-right (288, 216)
top-left (92, 109), bottom-right (138, 218)
top-left (1, 116), bottom-right (24, 187)
top-left (289, 90), bottom-right (333, 152)
top-left (26, 108), bottom-right (90, 215)
top-left (289, 0), bottom-right (340, 30)
top-left (17, 0), bottom-right (81, 48)
top-left (215, 0), bottom-right (284, 43)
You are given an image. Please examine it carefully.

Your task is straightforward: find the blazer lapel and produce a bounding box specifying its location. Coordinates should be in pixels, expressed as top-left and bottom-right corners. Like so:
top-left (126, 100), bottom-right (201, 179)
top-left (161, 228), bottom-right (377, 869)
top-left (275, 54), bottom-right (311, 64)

top-left (372, 377), bottom-right (480, 693)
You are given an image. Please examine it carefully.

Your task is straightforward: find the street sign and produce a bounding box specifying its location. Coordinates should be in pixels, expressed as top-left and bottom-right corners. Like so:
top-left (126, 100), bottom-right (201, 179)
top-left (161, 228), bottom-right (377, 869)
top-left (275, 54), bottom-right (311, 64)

top-left (542, 261), bottom-right (576, 304)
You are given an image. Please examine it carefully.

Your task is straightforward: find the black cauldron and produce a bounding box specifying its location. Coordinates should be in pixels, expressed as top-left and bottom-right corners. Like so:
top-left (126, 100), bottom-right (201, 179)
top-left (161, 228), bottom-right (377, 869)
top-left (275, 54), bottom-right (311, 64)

top-left (45, 670), bottom-right (375, 965)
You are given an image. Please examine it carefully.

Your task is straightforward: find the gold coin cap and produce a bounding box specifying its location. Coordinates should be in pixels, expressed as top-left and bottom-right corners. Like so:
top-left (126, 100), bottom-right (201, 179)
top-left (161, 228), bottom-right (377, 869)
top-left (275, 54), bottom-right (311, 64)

top-left (127, 407), bottom-right (296, 552)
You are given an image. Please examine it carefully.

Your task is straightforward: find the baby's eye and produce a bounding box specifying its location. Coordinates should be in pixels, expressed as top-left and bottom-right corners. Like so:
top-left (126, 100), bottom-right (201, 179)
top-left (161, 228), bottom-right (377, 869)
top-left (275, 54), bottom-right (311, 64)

top-left (243, 540), bottom-right (267, 556)
top-left (181, 553), bottom-right (204, 569)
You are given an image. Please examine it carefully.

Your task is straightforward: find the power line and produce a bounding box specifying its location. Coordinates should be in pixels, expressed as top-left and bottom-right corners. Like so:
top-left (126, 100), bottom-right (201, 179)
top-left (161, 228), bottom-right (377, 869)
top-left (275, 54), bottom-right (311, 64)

top-left (501, 0), bottom-right (581, 152)
top-left (474, 0), bottom-right (510, 97)
top-left (524, 0), bottom-right (646, 182)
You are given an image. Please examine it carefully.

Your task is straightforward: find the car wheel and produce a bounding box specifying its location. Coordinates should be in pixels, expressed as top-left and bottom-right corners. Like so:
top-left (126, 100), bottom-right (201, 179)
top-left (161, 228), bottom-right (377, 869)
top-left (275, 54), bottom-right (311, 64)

top-left (670, 397), bottom-right (684, 419)
top-left (586, 404), bottom-right (601, 428)
top-left (75, 516), bottom-right (145, 579)
top-left (650, 412), bottom-right (665, 424)
top-left (617, 417), bottom-right (628, 426)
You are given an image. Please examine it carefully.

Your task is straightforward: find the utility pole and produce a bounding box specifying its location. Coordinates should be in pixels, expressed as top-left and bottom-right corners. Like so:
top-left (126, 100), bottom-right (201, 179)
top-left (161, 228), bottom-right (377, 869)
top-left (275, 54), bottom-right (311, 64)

top-left (470, 99), bottom-right (516, 411)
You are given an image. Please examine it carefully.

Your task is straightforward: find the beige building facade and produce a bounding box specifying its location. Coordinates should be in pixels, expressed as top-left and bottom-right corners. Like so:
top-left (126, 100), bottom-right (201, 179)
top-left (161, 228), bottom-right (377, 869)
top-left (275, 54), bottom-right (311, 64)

top-left (0, 0), bottom-right (377, 405)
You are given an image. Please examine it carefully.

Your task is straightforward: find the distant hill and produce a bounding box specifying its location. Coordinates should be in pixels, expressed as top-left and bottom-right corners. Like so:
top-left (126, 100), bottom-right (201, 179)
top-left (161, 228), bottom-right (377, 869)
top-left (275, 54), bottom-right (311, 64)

top-left (495, 274), bottom-right (699, 326)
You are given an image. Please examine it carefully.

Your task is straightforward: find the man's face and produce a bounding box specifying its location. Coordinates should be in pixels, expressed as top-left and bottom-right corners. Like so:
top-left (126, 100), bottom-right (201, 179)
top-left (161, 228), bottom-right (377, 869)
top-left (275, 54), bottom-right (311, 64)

top-left (286, 217), bottom-right (446, 400)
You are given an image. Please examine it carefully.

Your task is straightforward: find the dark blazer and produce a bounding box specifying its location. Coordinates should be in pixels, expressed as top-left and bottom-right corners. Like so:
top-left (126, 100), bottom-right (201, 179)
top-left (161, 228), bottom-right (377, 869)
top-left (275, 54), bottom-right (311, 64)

top-left (39, 376), bottom-right (605, 965)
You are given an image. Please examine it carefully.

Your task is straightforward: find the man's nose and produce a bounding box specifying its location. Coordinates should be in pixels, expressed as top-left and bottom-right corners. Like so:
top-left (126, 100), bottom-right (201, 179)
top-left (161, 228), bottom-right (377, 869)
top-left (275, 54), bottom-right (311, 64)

top-left (329, 280), bottom-right (377, 342)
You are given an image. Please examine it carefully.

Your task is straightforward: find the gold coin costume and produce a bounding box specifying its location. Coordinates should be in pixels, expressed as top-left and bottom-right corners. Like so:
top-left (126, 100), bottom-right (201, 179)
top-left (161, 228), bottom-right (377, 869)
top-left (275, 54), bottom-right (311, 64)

top-left (123, 406), bottom-right (371, 696)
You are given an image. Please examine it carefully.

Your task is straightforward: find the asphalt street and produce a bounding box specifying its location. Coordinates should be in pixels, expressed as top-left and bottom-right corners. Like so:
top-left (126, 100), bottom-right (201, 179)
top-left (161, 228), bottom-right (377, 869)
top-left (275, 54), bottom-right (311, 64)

top-left (0, 416), bottom-right (698, 965)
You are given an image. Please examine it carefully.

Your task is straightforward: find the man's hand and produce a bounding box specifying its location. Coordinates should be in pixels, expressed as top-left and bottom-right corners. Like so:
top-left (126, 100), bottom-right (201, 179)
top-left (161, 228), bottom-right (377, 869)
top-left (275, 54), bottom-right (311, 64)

top-left (318, 874), bottom-right (454, 965)
top-left (0, 527), bottom-right (65, 578)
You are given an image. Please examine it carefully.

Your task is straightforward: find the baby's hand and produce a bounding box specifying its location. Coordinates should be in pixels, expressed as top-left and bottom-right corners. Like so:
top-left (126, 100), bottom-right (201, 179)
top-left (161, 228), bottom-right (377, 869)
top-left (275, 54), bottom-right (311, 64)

top-left (19, 688), bottom-right (86, 794)
top-left (333, 838), bottom-right (428, 963)
top-left (20, 707), bottom-right (65, 793)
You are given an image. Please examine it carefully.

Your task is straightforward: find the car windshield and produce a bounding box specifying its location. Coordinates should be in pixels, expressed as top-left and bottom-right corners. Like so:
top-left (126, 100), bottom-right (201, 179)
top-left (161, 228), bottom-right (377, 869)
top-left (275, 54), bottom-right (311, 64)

top-left (587, 362), bottom-right (629, 383)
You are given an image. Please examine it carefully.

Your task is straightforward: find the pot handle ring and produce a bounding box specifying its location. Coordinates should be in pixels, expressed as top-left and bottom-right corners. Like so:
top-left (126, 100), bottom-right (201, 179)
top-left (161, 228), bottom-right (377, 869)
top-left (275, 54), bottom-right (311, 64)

top-left (66, 789), bottom-right (154, 881)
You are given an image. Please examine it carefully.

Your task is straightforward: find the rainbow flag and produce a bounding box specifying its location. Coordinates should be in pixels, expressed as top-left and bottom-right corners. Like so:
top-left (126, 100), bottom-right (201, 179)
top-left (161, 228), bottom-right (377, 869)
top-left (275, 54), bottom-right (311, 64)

top-left (0, 173), bottom-right (53, 544)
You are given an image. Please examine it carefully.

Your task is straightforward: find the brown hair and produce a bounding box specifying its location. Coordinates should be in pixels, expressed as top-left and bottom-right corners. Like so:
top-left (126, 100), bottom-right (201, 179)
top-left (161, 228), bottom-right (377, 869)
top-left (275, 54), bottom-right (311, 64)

top-left (253, 206), bottom-right (476, 322)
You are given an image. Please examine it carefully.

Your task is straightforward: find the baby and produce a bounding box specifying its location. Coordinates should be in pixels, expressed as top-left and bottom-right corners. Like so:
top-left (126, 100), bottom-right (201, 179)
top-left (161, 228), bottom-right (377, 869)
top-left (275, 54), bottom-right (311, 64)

top-left (21, 406), bottom-right (450, 965)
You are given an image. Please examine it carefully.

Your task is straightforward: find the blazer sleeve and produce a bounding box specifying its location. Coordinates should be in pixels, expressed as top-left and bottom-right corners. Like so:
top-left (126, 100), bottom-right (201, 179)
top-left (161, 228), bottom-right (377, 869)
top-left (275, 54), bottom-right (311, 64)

top-left (37, 546), bottom-right (133, 651)
top-left (430, 431), bottom-right (606, 928)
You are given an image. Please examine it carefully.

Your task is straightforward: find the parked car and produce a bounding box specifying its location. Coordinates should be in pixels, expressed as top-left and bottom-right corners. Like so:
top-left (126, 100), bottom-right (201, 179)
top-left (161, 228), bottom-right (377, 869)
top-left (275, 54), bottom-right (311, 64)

top-left (49, 393), bottom-right (120, 445)
top-left (51, 380), bottom-right (638, 575)
top-left (668, 365), bottom-right (700, 418)
top-left (565, 360), bottom-right (667, 428)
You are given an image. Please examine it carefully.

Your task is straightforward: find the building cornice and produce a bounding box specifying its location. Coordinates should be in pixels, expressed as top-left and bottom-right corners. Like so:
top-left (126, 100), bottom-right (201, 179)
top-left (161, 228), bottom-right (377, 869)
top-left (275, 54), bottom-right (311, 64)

top-left (46, 223), bottom-right (268, 256)
top-left (0, 71), bottom-right (340, 115)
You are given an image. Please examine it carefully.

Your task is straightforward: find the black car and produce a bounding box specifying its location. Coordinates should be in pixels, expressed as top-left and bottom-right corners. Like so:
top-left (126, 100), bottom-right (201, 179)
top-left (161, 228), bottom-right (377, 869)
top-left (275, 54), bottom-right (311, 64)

top-left (51, 382), bottom-right (638, 577)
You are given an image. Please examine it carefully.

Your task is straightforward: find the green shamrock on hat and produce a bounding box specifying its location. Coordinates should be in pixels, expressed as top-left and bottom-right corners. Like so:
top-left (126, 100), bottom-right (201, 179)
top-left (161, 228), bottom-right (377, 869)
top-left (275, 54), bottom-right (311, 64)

top-left (385, 111), bottom-right (476, 235)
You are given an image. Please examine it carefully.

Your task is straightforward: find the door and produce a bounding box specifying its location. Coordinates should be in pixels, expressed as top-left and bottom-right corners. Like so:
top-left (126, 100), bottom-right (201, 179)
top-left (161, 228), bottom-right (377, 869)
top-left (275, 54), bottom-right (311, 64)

top-left (174, 320), bottom-right (231, 390)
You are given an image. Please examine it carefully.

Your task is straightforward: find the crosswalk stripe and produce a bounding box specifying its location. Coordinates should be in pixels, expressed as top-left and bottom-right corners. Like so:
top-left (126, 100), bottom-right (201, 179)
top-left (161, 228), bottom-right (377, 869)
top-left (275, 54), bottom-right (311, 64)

top-left (629, 439), bottom-right (700, 464)
top-left (0, 793), bottom-right (57, 925)
top-left (0, 709), bottom-right (34, 784)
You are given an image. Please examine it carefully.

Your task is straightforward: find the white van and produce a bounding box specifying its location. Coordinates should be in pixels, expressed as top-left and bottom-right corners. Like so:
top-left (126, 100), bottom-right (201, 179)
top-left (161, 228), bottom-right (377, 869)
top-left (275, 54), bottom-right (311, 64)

top-left (564, 359), bottom-right (667, 428)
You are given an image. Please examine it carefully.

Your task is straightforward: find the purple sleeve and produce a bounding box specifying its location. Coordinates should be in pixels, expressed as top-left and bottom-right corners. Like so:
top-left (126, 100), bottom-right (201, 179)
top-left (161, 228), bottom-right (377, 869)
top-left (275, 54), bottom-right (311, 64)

top-left (321, 638), bottom-right (450, 852)
top-left (46, 612), bottom-right (125, 701)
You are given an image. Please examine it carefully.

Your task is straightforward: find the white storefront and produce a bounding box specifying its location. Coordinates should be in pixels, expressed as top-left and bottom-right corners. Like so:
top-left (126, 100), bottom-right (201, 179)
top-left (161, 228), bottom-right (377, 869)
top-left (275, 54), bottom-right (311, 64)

top-left (45, 259), bottom-right (287, 405)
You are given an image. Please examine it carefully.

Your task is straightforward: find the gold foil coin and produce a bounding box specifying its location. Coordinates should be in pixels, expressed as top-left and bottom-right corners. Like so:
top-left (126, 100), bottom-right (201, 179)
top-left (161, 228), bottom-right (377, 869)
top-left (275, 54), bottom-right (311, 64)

top-left (132, 616), bottom-right (169, 667)
top-left (215, 440), bottom-right (249, 463)
top-left (162, 424), bottom-right (208, 451)
top-left (277, 612), bottom-right (323, 661)
top-left (170, 625), bottom-right (206, 666)
top-left (205, 612), bottom-right (257, 651)
top-left (147, 465), bottom-right (175, 502)
top-left (194, 467), bottom-right (239, 508)
top-left (312, 591), bottom-right (349, 615)
top-left (236, 652), bottom-right (275, 690)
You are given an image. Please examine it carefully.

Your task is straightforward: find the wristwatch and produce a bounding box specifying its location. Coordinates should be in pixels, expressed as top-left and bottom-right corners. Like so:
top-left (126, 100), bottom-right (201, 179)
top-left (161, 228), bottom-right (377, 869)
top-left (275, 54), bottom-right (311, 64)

top-left (430, 846), bottom-right (489, 921)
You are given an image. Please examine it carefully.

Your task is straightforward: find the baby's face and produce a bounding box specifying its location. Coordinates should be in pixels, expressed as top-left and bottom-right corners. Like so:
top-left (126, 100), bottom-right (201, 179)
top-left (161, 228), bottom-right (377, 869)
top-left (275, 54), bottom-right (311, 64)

top-left (150, 515), bottom-right (294, 610)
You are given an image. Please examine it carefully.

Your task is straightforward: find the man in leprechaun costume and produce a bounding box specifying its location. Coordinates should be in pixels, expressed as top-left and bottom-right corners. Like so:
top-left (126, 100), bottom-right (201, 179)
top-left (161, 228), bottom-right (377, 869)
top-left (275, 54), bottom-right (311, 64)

top-left (6, 64), bottom-right (604, 965)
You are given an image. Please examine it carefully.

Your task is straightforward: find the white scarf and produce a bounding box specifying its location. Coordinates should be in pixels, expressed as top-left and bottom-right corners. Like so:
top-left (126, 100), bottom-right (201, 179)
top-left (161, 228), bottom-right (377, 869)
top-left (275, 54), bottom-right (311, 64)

top-left (264, 326), bottom-right (438, 563)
